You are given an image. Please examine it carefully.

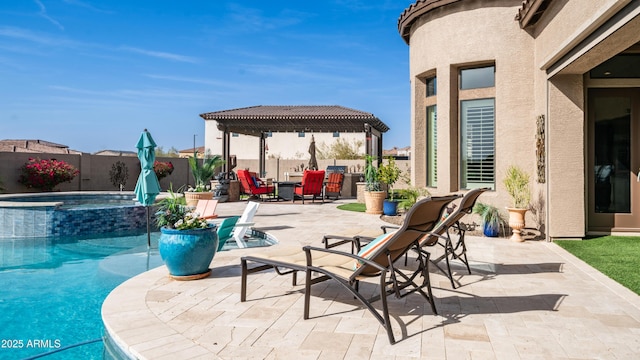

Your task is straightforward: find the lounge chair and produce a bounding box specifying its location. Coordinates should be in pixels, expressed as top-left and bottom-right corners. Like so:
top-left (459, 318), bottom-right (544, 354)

top-left (240, 195), bottom-right (460, 344)
top-left (414, 188), bottom-right (489, 288)
top-left (293, 170), bottom-right (325, 203)
top-left (237, 169), bottom-right (276, 201)
top-left (323, 188), bottom-right (488, 289)
top-left (194, 199), bottom-right (218, 220)
top-left (230, 201), bottom-right (260, 248)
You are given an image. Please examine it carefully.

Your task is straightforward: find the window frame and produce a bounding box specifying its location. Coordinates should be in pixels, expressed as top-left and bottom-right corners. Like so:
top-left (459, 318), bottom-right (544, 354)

top-left (458, 64), bottom-right (496, 190)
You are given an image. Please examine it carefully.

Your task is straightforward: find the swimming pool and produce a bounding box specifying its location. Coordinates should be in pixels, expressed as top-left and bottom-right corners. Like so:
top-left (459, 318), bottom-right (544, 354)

top-left (0, 232), bottom-right (163, 359)
top-left (0, 192), bottom-right (151, 239)
top-left (0, 229), bottom-right (276, 359)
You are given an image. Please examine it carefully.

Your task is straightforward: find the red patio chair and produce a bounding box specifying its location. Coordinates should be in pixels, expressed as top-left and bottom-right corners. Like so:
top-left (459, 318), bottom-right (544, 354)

top-left (237, 169), bottom-right (275, 200)
top-left (293, 170), bottom-right (325, 204)
top-left (324, 172), bottom-right (344, 200)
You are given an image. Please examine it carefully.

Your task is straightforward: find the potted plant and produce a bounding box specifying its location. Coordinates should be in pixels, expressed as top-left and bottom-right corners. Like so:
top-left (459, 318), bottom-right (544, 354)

top-left (503, 165), bottom-right (531, 242)
top-left (396, 187), bottom-right (430, 212)
top-left (363, 155), bottom-right (386, 214)
top-left (185, 151), bottom-right (224, 207)
top-left (377, 156), bottom-right (402, 216)
top-left (473, 202), bottom-right (504, 237)
top-left (156, 186), bottom-right (218, 280)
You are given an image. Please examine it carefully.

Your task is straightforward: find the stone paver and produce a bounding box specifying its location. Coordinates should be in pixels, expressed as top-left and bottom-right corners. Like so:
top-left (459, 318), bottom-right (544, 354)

top-left (102, 200), bottom-right (640, 359)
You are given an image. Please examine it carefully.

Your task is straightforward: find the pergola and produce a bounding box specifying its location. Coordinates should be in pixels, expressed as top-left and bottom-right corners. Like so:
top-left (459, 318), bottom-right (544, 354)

top-left (199, 105), bottom-right (390, 176)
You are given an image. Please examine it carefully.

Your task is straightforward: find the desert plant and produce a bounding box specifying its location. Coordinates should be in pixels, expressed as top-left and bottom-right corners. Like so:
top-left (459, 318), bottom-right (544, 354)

top-left (396, 187), bottom-right (430, 211)
top-left (364, 154), bottom-right (381, 191)
top-left (188, 151), bottom-right (224, 192)
top-left (155, 185), bottom-right (208, 230)
top-left (473, 202), bottom-right (505, 233)
top-left (18, 158), bottom-right (80, 191)
top-left (377, 156), bottom-right (401, 200)
top-left (503, 165), bottom-right (531, 208)
top-left (109, 161), bottom-right (129, 190)
top-left (316, 138), bottom-right (364, 159)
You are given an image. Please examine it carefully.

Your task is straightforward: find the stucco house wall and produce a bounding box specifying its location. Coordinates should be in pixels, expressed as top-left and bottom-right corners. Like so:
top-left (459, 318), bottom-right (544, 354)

top-left (401, 0), bottom-right (640, 239)
top-left (408, 1), bottom-right (536, 214)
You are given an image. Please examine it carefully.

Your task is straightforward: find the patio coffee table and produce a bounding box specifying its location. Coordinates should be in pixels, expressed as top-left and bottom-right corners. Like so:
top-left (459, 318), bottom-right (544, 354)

top-left (275, 181), bottom-right (298, 201)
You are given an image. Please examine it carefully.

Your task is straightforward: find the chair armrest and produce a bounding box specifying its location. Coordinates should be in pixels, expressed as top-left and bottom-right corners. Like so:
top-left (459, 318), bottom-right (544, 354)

top-left (235, 222), bottom-right (254, 227)
top-left (322, 234), bottom-right (364, 252)
top-left (302, 246), bottom-right (387, 273)
top-left (381, 225), bottom-right (399, 233)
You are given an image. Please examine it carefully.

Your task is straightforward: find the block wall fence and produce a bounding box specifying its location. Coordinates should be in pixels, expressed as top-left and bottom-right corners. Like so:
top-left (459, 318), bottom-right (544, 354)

top-left (0, 152), bottom-right (410, 195)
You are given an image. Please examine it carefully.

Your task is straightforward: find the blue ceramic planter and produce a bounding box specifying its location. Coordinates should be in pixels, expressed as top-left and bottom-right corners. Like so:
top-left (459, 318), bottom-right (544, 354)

top-left (383, 200), bottom-right (399, 216)
top-left (483, 222), bottom-right (499, 237)
top-left (159, 225), bottom-right (218, 279)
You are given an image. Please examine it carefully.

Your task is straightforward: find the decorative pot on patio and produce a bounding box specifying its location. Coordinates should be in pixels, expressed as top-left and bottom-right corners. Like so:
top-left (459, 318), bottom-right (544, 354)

top-left (383, 199), bottom-right (399, 216)
top-left (364, 191), bottom-right (387, 215)
top-left (506, 207), bottom-right (527, 242)
top-left (184, 191), bottom-right (213, 207)
top-left (159, 225), bottom-right (218, 280)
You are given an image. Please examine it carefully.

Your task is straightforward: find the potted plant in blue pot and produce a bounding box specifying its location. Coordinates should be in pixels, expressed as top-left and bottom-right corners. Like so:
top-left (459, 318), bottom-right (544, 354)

top-left (472, 202), bottom-right (504, 237)
top-left (156, 187), bottom-right (218, 280)
top-left (378, 156), bottom-right (402, 216)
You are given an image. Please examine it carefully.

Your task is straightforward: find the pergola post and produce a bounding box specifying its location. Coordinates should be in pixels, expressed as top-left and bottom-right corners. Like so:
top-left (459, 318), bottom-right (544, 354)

top-left (364, 123), bottom-right (383, 165)
top-left (259, 133), bottom-right (266, 177)
top-left (222, 128), bottom-right (231, 176)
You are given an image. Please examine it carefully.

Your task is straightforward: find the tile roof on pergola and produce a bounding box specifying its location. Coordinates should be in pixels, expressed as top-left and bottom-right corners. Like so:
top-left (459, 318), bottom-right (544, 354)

top-left (200, 105), bottom-right (389, 176)
top-left (199, 105), bottom-right (389, 137)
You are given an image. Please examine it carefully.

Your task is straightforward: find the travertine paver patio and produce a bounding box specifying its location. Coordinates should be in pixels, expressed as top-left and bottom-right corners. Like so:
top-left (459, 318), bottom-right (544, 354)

top-left (102, 200), bottom-right (640, 359)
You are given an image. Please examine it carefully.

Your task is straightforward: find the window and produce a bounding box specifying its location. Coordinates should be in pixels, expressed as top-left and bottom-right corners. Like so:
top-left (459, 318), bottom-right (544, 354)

top-left (298, 132), bottom-right (305, 137)
top-left (426, 76), bottom-right (437, 96)
top-left (461, 98), bottom-right (495, 189)
top-left (232, 133), bottom-right (239, 137)
top-left (333, 132), bottom-right (340, 137)
top-left (427, 105), bottom-right (437, 187)
top-left (460, 66), bottom-right (495, 89)
top-left (266, 132), bottom-right (273, 137)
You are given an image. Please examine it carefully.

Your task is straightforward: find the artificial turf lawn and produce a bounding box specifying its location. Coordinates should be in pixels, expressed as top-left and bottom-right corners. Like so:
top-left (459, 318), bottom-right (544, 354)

top-left (336, 203), bottom-right (366, 212)
top-left (555, 236), bottom-right (640, 295)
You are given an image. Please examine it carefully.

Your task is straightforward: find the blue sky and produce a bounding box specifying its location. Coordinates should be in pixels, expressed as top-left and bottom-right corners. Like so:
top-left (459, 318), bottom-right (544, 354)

top-left (1, 1), bottom-right (411, 153)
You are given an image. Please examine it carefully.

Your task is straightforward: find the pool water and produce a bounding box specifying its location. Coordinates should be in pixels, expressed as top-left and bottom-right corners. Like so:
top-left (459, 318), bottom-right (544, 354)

top-left (0, 233), bottom-right (164, 360)
top-left (0, 229), bottom-right (276, 359)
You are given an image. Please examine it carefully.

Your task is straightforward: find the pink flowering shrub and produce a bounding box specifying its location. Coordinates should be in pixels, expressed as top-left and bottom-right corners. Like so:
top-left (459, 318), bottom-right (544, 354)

top-left (18, 158), bottom-right (80, 191)
top-left (153, 161), bottom-right (174, 180)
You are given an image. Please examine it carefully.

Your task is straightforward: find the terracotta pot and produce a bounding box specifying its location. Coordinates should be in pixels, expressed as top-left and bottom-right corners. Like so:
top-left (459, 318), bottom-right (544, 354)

top-left (506, 207), bottom-right (527, 242)
top-left (184, 191), bottom-right (213, 207)
top-left (364, 191), bottom-right (387, 215)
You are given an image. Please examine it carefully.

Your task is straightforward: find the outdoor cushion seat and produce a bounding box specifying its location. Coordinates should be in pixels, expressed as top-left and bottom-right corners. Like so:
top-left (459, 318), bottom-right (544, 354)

top-left (323, 172), bottom-right (344, 200)
top-left (293, 170), bottom-right (325, 203)
top-left (237, 169), bottom-right (275, 200)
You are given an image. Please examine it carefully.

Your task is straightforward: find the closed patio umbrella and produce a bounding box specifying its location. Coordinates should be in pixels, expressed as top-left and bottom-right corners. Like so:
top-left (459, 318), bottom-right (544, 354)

top-left (134, 129), bottom-right (161, 247)
top-left (308, 135), bottom-right (318, 170)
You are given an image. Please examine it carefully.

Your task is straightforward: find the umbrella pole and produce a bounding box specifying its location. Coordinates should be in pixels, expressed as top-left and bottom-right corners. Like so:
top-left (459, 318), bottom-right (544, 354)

top-left (146, 207), bottom-right (151, 248)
